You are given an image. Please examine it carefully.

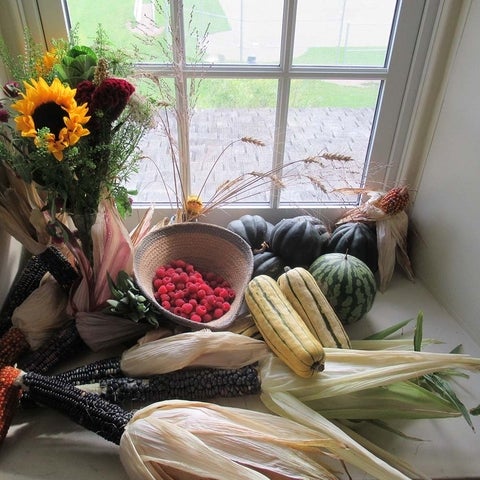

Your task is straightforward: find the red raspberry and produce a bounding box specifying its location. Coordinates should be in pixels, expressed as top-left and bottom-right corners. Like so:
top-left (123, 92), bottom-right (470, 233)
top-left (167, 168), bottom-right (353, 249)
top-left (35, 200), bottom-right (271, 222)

top-left (190, 314), bottom-right (202, 322)
top-left (181, 303), bottom-right (193, 314)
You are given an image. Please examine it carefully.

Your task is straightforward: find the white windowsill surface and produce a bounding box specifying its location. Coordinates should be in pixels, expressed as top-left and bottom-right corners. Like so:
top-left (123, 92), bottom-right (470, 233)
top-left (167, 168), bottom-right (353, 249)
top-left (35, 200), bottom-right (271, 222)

top-left (2, 273), bottom-right (480, 479)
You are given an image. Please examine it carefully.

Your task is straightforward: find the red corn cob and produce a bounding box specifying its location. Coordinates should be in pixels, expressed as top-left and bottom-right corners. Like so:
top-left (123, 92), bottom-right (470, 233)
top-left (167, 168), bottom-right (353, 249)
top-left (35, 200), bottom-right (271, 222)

top-left (0, 366), bottom-right (22, 444)
top-left (0, 328), bottom-right (30, 369)
top-left (377, 186), bottom-right (410, 215)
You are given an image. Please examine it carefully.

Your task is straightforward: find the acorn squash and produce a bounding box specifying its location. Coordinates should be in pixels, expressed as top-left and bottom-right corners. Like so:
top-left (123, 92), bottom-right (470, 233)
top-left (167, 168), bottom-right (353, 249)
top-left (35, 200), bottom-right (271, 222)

top-left (270, 215), bottom-right (330, 267)
top-left (227, 214), bottom-right (274, 251)
top-left (327, 222), bottom-right (378, 272)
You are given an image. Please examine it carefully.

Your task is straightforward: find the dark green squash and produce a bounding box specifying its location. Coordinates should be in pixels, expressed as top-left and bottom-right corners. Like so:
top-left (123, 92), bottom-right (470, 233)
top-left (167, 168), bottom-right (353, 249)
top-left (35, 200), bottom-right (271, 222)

top-left (252, 251), bottom-right (286, 280)
top-left (327, 222), bottom-right (378, 272)
top-left (270, 215), bottom-right (330, 268)
top-left (226, 215), bottom-right (274, 251)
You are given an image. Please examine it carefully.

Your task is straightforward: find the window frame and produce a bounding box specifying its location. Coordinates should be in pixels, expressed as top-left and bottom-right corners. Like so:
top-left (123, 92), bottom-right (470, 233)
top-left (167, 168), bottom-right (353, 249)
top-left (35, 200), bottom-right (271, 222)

top-left (5, 0), bottom-right (442, 228)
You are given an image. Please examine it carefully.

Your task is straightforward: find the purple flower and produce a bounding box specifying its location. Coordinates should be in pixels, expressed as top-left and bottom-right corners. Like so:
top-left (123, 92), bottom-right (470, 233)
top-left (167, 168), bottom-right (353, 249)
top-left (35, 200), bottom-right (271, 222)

top-left (2, 81), bottom-right (21, 98)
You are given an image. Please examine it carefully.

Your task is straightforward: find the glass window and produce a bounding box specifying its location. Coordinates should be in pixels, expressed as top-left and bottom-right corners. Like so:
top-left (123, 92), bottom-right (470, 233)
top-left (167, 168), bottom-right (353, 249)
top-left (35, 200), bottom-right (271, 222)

top-left (40, 0), bottom-right (436, 225)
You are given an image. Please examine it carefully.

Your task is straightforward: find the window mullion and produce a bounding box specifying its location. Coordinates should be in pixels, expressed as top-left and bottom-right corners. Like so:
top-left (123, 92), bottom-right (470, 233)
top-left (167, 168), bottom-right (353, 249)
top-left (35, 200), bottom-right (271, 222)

top-left (170, 0), bottom-right (191, 201)
top-left (271, 0), bottom-right (297, 208)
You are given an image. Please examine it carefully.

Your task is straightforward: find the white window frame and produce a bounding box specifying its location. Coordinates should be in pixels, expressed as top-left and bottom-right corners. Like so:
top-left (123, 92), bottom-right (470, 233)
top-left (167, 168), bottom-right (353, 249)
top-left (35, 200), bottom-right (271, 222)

top-left (2, 0), bottom-right (444, 228)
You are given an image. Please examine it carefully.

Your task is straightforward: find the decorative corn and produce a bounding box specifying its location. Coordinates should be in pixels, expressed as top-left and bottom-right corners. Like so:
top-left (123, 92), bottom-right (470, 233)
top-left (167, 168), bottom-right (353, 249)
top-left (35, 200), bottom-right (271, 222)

top-left (0, 327), bottom-right (30, 369)
top-left (18, 370), bottom-right (133, 445)
top-left (377, 186), bottom-right (410, 215)
top-left (0, 255), bottom-right (47, 335)
top-left (86, 364), bottom-right (261, 404)
top-left (18, 322), bottom-right (86, 374)
top-left (54, 356), bottom-right (123, 385)
top-left (0, 366), bottom-right (22, 444)
top-left (37, 245), bottom-right (79, 292)
top-left (0, 246), bottom-right (77, 337)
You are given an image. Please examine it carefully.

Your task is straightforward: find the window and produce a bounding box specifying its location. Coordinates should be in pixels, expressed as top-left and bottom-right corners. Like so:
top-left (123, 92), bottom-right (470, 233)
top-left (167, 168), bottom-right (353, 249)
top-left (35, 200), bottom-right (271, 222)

top-left (11, 0), bottom-right (440, 226)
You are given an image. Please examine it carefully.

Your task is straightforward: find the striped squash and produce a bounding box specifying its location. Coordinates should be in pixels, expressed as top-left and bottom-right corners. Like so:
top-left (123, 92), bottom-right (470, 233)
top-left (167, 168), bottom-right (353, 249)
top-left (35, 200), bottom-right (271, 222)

top-left (309, 253), bottom-right (376, 325)
top-left (277, 267), bottom-right (351, 348)
top-left (245, 275), bottom-right (325, 378)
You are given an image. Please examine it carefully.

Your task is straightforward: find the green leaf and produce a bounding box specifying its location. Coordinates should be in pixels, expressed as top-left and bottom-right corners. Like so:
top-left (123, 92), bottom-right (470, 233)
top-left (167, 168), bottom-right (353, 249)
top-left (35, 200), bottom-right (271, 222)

top-left (421, 373), bottom-right (474, 431)
top-left (413, 311), bottom-right (424, 352)
top-left (363, 317), bottom-right (414, 340)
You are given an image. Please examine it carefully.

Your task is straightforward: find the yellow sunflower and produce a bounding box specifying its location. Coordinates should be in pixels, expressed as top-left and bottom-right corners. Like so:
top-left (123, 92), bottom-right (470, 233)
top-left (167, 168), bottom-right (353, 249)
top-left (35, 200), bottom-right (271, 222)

top-left (12, 77), bottom-right (90, 161)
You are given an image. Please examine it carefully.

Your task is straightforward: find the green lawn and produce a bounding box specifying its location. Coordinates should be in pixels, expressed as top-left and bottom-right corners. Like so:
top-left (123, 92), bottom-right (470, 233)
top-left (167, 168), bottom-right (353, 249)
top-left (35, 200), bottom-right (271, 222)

top-left (66, 1), bottom-right (380, 109)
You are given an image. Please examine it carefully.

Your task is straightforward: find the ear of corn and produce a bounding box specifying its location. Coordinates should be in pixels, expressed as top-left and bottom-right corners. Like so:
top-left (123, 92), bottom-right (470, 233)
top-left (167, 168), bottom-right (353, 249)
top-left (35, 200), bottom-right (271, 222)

top-left (0, 255), bottom-right (47, 336)
top-left (377, 186), bottom-right (410, 215)
top-left (19, 370), bottom-right (133, 445)
top-left (0, 246), bottom-right (77, 337)
top-left (0, 366), bottom-right (22, 444)
top-left (18, 322), bottom-right (86, 374)
top-left (245, 275), bottom-right (325, 378)
top-left (37, 246), bottom-right (79, 292)
top-left (0, 327), bottom-right (30, 369)
top-left (277, 267), bottom-right (351, 348)
top-left (54, 356), bottom-right (123, 385)
top-left (83, 364), bottom-right (261, 405)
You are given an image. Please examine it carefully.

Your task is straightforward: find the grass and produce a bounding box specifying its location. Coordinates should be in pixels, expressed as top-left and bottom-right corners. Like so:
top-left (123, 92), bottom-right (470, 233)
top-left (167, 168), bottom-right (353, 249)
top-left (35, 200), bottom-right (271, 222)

top-left (66, 0), bottom-right (381, 109)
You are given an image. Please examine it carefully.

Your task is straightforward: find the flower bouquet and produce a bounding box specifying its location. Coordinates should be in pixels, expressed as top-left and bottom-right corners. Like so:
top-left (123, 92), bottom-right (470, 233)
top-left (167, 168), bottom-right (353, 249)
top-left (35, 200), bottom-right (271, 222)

top-left (0, 28), bottom-right (157, 370)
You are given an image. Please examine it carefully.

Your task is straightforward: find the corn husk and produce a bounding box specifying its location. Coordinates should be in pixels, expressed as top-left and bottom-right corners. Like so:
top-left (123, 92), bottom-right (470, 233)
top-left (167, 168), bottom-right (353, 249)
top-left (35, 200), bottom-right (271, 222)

top-left (75, 312), bottom-right (153, 352)
top-left (376, 211), bottom-right (414, 292)
top-left (120, 399), bottom-right (344, 480)
top-left (351, 338), bottom-right (441, 350)
top-left (120, 330), bottom-right (270, 376)
top-left (0, 166), bottom-right (50, 255)
top-left (92, 198), bottom-right (134, 308)
top-left (259, 349), bottom-right (480, 401)
top-left (302, 380), bottom-right (461, 420)
top-left (11, 274), bottom-right (70, 349)
top-left (261, 391), bottom-right (426, 480)
top-left (335, 188), bottom-right (414, 291)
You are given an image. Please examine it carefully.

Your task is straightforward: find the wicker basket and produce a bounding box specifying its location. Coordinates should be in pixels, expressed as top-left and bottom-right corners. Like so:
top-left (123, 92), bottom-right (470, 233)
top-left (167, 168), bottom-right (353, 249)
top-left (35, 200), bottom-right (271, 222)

top-left (133, 223), bottom-right (254, 331)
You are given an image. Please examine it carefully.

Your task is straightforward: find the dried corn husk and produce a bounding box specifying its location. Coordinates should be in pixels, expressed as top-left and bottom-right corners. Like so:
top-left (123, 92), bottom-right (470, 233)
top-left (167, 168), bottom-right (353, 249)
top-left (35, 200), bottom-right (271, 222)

top-left (376, 210), bottom-right (414, 291)
top-left (261, 391), bottom-right (419, 480)
top-left (335, 187), bottom-right (414, 291)
top-left (259, 349), bottom-right (480, 401)
top-left (75, 312), bottom-right (153, 352)
top-left (92, 198), bottom-right (134, 309)
top-left (120, 330), bottom-right (270, 376)
top-left (120, 399), bottom-right (342, 480)
top-left (11, 274), bottom-right (70, 350)
top-left (0, 166), bottom-right (50, 255)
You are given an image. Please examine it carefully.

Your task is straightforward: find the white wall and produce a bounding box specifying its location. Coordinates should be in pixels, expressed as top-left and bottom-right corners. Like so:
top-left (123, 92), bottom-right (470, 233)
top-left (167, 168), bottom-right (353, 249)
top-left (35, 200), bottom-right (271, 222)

top-left (411, 1), bottom-right (480, 343)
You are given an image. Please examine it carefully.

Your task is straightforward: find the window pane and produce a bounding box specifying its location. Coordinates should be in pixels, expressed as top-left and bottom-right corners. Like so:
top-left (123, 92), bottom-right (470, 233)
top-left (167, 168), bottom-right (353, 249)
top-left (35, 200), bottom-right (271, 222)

top-left (294, 0), bottom-right (396, 66)
top-left (280, 78), bottom-right (379, 205)
top-left (127, 78), bottom-right (278, 205)
top-left (186, 0), bottom-right (284, 65)
top-left (67, 0), bottom-right (171, 62)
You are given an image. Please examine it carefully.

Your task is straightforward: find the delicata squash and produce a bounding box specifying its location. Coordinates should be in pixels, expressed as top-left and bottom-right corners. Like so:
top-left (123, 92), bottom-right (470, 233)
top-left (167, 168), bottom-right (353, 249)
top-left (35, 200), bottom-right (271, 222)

top-left (245, 274), bottom-right (325, 378)
top-left (277, 267), bottom-right (351, 348)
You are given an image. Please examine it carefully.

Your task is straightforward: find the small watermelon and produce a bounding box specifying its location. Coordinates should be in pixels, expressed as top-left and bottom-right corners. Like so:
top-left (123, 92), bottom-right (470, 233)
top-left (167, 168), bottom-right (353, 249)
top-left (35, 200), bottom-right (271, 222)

top-left (309, 253), bottom-right (376, 324)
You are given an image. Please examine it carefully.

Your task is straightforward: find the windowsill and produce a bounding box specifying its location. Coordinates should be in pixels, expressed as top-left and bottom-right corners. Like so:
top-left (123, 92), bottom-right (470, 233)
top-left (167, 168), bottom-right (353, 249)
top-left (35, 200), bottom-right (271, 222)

top-left (2, 273), bottom-right (480, 479)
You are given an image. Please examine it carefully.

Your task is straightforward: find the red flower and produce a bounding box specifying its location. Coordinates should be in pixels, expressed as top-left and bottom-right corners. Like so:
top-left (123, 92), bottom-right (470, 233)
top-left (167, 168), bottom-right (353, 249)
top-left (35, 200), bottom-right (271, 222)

top-left (90, 78), bottom-right (135, 122)
top-left (0, 109), bottom-right (8, 123)
top-left (75, 80), bottom-right (96, 108)
top-left (2, 81), bottom-right (20, 98)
